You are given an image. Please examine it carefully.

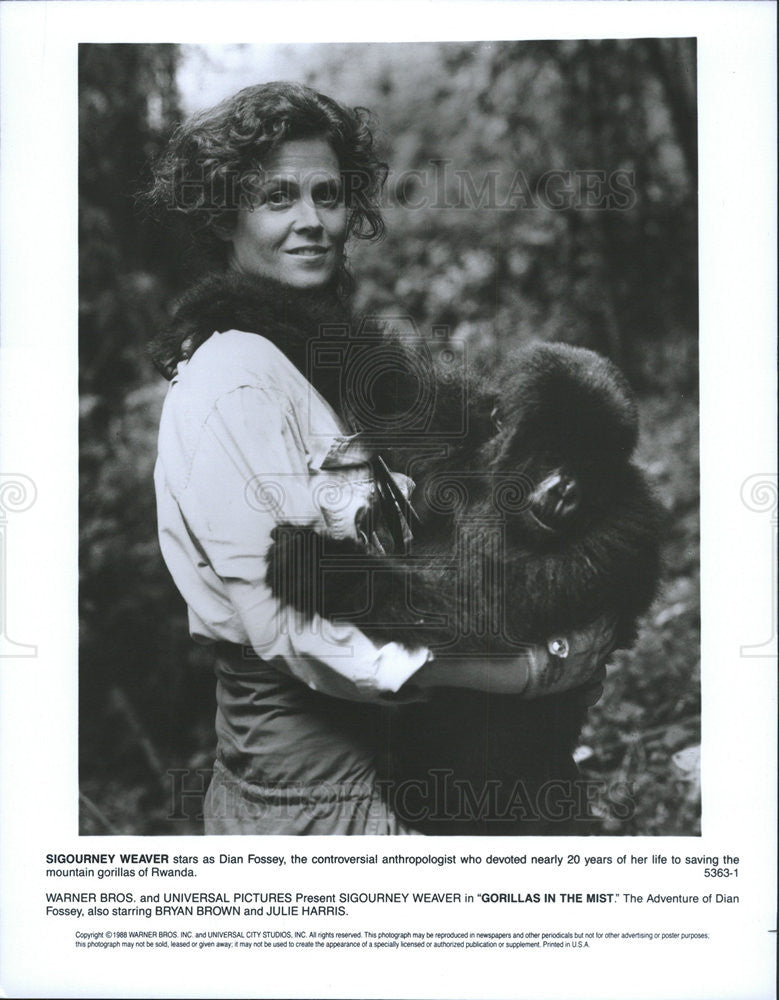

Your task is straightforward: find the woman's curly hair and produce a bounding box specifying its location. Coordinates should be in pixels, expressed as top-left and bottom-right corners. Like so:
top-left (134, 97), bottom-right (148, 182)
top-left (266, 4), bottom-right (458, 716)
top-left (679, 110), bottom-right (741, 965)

top-left (144, 81), bottom-right (388, 270)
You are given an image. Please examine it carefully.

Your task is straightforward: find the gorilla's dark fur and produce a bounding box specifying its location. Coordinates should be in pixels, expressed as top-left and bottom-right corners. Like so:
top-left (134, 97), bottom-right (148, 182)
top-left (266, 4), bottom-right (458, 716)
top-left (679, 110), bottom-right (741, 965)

top-left (269, 343), bottom-right (660, 645)
top-left (157, 272), bottom-right (663, 835)
top-left (266, 338), bottom-right (664, 834)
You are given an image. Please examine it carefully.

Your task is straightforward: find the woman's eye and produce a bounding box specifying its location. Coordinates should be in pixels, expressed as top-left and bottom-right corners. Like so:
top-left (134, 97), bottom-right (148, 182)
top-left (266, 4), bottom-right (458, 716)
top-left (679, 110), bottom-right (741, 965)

top-left (266, 186), bottom-right (293, 207)
top-left (313, 182), bottom-right (342, 207)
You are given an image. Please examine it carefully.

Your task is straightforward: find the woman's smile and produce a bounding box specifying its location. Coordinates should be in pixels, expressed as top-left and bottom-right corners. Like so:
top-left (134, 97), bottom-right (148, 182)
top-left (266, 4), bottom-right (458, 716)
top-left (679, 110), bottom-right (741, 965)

top-left (285, 244), bottom-right (330, 257)
top-left (229, 136), bottom-right (347, 289)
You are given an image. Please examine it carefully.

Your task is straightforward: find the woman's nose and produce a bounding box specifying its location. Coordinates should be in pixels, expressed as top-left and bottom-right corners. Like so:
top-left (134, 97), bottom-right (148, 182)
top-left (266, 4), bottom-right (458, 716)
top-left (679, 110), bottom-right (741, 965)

top-left (292, 196), bottom-right (323, 231)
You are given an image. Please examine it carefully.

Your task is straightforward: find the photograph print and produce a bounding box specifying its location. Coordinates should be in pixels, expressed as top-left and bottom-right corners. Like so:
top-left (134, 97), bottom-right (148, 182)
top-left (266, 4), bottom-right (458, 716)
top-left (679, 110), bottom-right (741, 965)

top-left (78, 39), bottom-right (700, 837)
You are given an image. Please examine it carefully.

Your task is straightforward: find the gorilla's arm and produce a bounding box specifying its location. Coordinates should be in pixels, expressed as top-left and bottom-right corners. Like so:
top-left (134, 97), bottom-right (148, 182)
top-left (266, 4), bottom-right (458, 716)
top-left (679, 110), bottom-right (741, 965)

top-left (265, 525), bottom-right (453, 648)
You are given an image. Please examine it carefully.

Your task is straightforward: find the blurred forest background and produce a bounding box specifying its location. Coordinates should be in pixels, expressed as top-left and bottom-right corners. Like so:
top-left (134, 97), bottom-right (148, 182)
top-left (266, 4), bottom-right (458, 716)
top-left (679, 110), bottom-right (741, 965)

top-left (79, 40), bottom-right (699, 835)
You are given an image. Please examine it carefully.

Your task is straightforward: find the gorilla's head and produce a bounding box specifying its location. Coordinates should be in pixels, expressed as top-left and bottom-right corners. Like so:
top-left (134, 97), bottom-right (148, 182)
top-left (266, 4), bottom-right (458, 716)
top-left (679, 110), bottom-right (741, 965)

top-left (484, 343), bottom-right (640, 541)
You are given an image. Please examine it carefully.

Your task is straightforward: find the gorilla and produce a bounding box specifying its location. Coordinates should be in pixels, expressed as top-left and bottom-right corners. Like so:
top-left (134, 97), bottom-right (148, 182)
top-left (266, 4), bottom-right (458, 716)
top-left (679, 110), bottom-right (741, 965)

top-left (267, 338), bottom-right (664, 835)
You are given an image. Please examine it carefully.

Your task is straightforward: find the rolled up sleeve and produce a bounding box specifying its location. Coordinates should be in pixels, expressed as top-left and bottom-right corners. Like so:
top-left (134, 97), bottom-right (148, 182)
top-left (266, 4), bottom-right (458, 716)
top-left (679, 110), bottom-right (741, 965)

top-left (177, 384), bottom-right (430, 700)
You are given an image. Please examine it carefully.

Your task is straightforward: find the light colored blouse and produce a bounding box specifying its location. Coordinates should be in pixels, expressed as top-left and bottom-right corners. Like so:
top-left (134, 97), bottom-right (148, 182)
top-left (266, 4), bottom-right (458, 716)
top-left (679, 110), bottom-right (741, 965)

top-left (154, 328), bottom-right (431, 703)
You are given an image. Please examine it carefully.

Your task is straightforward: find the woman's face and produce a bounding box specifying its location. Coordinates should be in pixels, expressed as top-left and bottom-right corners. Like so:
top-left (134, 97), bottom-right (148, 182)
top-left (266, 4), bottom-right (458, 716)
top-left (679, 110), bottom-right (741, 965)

top-left (229, 136), bottom-right (347, 289)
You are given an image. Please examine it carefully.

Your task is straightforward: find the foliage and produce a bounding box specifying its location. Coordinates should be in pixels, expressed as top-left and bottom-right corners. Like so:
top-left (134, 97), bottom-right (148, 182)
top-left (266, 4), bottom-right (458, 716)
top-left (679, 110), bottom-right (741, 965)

top-left (578, 393), bottom-right (700, 835)
top-left (79, 40), bottom-right (699, 836)
top-left (79, 43), bottom-right (181, 401)
top-left (79, 44), bottom-right (214, 829)
top-left (303, 39), bottom-right (697, 389)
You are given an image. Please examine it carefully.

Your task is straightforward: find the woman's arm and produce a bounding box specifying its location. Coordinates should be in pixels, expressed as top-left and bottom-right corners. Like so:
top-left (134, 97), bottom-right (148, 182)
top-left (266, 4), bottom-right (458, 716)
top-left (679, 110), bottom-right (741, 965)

top-left (166, 382), bottom-right (434, 701)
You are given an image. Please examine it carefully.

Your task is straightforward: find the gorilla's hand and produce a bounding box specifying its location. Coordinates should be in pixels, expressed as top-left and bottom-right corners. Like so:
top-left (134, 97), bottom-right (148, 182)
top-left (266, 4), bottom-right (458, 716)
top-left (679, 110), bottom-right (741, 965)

top-left (521, 615), bottom-right (617, 699)
top-left (411, 615), bottom-right (616, 698)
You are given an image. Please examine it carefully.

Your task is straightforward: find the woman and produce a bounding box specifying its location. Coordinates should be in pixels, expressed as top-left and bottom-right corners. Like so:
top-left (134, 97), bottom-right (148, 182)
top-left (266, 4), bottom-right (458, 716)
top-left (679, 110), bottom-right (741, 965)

top-left (148, 81), bottom-right (613, 835)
